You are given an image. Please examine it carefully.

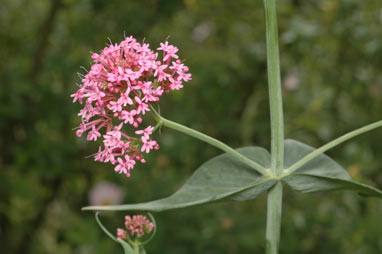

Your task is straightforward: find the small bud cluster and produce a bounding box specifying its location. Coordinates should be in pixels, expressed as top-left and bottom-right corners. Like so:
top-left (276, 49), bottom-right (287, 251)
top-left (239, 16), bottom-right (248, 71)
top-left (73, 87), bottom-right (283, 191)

top-left (71, 36), bottom-right (191, 177)
top-left (117, 214), bottom-right (155, 239)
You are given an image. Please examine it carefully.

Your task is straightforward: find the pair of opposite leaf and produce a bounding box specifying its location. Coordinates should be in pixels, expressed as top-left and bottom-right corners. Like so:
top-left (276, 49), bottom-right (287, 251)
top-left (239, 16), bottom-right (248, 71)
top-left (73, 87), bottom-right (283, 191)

top-left (84, 139), bottom-right (382, 212)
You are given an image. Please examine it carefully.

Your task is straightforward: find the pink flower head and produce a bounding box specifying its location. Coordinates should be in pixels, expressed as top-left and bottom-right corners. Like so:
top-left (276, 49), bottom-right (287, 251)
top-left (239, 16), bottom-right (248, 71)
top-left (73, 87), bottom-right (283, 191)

top-left (71, 35), bottom-right (191, 177)
top-left (124, 215), bottom-right (155, 238)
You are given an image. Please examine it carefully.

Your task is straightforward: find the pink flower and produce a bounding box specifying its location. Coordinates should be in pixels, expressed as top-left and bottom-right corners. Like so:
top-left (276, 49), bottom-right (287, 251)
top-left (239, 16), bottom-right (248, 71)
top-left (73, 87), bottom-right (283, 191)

top-left (158, 41), bottom-right (179, 61)
top-left (120, 109), bottom-right (137, 125)
top-left (154, 64), bottom-right (170, 82)
top-left (117, 228), bottom-right (127, 240)
top-left (157, 41), bottom-right (170, 51)
top-left (124, 215), bottom-right (155, 238)
top-left (72, 35), bottom-right (191, 178)
top-left (71, 89), bottom-right (84, 103)
top-left (178, 72), bottom-right (192, 82)
top-left (107, 100), bottom-right (123, 112)
top-left (164, 45), bottom-right (179, 61)
top-left (169, 77), bottom-right (183, 90)
top-left (134, 96), bottom-right (150, 115)
top-left (87, 126), bottom-right (101, 141)
top-left (141, 137), bottom-right (159, 153)
top-left (170, 60), bottom-right (187, 72)
top-left (135, 126), bottom-right (154, 139)
top-left (114, 155), bottom-right (136, 177)
top-left (118, 88), bottom-right (134, 106)
top-left (153, 86), bottom-right (164, 96)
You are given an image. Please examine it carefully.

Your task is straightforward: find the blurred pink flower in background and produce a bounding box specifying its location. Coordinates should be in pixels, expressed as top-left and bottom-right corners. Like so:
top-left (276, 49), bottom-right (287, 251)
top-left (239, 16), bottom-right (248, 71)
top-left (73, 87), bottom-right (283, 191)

top-left (88, 181), bottom-right (125, 206)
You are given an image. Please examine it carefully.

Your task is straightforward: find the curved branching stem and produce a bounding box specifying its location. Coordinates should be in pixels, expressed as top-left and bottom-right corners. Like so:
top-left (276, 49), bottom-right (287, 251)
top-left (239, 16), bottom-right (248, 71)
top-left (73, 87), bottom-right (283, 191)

top-left (149, 105), bottom-right (270, 176)
top-left (141, 213), bottom-right (157, 245)
top-left (95, 212), bottom-right (118, 242)
top-left (284, 120), bottom-right (382, 176)
top-left (95, 212), bottom-right (134, 254)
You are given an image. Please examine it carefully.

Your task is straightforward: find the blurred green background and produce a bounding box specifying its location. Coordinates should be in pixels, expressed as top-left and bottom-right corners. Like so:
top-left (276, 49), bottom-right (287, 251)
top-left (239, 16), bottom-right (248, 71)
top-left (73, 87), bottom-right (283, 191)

top-left (0, 0), bottom-right (381, 253)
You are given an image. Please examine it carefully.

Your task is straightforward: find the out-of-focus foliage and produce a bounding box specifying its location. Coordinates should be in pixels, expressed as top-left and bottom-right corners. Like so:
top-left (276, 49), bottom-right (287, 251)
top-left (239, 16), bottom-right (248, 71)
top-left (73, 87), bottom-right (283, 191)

top-left (0, 0), bottom-right (381, 253)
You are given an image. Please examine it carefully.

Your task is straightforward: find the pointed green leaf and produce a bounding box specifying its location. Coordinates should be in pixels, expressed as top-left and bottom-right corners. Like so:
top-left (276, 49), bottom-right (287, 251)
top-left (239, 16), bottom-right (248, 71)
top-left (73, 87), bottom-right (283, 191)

top-left (283, 174), bottom-right (382, 197)
top-left (283, 139), bottom-right (382, 198)
top-left (83, 147), bottom-right (277, 212)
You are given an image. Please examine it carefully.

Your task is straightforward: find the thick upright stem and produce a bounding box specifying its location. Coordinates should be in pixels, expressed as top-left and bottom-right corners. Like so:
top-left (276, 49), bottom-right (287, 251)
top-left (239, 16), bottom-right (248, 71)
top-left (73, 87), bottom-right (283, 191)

top-left (264, 0), bottom-right (284, 253)
top-left (264, 0), bottom-right (284, 176)
top-left (266, 182), bottom-right (283, 254)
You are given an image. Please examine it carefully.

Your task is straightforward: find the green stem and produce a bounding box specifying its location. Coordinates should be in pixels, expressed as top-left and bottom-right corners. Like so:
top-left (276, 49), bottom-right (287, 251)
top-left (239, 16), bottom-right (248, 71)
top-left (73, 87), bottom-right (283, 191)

top-left (94, 212), bottom-right (135, 254)
top-left (150, 106), bottom-right (269, 176)
top-left (265, 182), bottom-right (283, 254)
top-left (95, 212), bottom-right (118, 242)
top-left (141, 213), bottom-right (157, 245)
top-left (133, 241), bottom-right (140, 254)
top-left (264, 0), bottom-right (284, 176)
top-left (264, 0), bottom-right (284, 253)
top-left (284, 120), bottom-right (382, 176)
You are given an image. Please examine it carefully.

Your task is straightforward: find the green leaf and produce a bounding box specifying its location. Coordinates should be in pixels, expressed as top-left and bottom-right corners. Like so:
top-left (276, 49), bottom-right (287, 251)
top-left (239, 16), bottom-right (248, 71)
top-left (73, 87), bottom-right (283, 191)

top-left (83, 147), bottom-right (277, 212)
top-left (139, 247), bottom-right (147, 254)
top-left (119, 240), bottom-right (135, 254)
top-left (282, 139), bottom-right (382, 198)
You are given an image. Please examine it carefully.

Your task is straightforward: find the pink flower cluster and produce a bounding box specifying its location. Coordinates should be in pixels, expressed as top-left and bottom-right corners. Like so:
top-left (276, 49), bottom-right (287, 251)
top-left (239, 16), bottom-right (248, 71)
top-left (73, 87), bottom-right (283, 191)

top-left (71, 36), bottom-right (191, 177)
top-left (117, 214), bottom-right (155, 239)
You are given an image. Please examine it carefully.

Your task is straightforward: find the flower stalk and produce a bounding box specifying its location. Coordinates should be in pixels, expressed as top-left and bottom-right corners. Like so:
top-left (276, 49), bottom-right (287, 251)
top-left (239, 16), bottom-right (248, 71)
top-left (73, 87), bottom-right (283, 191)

top-left (150, 106), bottom-right (270, 176)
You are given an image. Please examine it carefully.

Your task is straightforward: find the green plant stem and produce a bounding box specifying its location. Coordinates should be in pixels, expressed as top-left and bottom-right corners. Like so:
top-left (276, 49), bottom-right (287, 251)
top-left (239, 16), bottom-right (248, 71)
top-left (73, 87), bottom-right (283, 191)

top-left (95, 212), bottom-right (118, 242)
top-left (141, 213), bottom-right (157, 245)
top-left (264, 0), bottom-right (284, 253)
top-left (265, 182), bottom-right (283, 254)
top-left (264, 0), bottom-right (284, 176)
top-left (94, 212), bottom-right (134, 254)
top-left (284, 120), bottom-right (382, 176)
top-left (150, 106), bottom-right (269, 176)
top-left (133, 241), bottom-right (140, 254)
